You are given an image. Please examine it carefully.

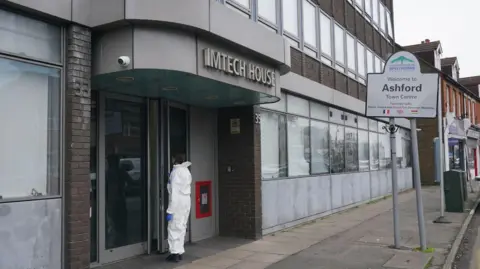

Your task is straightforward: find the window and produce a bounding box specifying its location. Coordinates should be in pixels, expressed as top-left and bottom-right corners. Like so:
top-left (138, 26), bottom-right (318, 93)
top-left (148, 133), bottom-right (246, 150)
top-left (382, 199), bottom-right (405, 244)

top-left (334, 24), bottom-right (345, 66)
top-left (311, 120), bottom-right (329, 174)
top-left (330, 124), bottom-right (345, 173)
top-left (0, 58), bottom-right (61, 200)
top-left (287, 116), bottom-right (310, 176)
top-left (369, 132), bottom-right (379, 170)
top-left (261, 111), bottom-right (288, 179)
top-left (230, 0), bottom-right (249, 8)
top-left (303, 0), bottom-right (317, 48)
top-left (355, 0), bottom-right (363, 10)
top-left (379, 4), bottom-right (386, 33)
top-left (386, 11), bottom-right (393, 38)
top-left (346, 34), bottom-right (356, 74)
top-left (320, 13), bottom-right (332, 58)
top-left (379, 131), bottom-right (391, 169)
top-left (258, 0), bottom-right (277, 24)
top-left (282, 0), bottom-right (298, 36)
top-left (366, 50), bottom-right (374, 74)
top-left (0, 10), bottom-right (61, 63)
top-left (374, 56), bottom-right (381, 73)
top-left (365, 0), bottom-right (372, 17)
top-left (310, 102), bottom-right (329, 121)
top-left (358, 130), bottom-right (369, 171)
top-left (345, 128), bottom-right (359, 172)
top-left (358, 116), bottom-right (368, 130)
top-left (372, 0), bottom-right (379, 25)
top-left (287, 94), bottom-right (309, 116)
top-left (357, 43), bottom-right (366, 77)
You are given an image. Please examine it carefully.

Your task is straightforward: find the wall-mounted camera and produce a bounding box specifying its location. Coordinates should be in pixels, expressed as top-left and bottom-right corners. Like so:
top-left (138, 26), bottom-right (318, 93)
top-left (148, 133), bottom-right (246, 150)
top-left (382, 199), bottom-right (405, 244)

top-left (118, 56), bottom-right (131, 67)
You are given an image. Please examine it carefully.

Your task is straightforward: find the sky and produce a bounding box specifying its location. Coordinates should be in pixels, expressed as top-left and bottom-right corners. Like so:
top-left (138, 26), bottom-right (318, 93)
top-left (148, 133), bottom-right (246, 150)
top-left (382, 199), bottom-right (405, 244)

top-left (393, 0), bottom-right (479, 78)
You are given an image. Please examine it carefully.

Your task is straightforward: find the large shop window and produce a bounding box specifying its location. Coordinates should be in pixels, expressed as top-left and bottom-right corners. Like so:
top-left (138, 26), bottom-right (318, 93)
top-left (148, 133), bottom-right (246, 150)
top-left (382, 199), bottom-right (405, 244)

top-left (287, 116), bottom-right (310, 176)
top-left (311, 120), bottom-right (329, 174)
top-left (261, 111), bottom-right (287, 179)
top-left (358, 130), bottom-right (370, 171)
top-left (0, 58), bottom-right (61, 200)
top-left (0, 10), bottom-right (61, 63)
top-left (345, 128), bottom-right (359, 172)
top-left (330, 124), bottom-right (345, 173)
top-left (258, 0), bottom-right (277, 24)
top-left (260, 94), bottom-right (412, 179)
top-left (282, 0), bottom-right (299, 36)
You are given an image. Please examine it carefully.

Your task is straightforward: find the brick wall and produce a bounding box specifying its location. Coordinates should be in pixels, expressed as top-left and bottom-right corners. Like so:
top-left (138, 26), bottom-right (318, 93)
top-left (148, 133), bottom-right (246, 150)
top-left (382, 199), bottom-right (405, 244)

top-left (217, 106), bottom-right (262, 239)
top-left (65, 24), bottom-right (92, 269)
top-left (417, 118), bottom-right (438, 185)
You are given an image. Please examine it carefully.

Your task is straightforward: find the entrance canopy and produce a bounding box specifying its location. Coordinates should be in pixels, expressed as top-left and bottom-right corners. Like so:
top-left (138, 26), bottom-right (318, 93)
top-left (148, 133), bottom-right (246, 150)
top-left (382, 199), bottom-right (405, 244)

top-left (92, 69), bottom-right (279, 108)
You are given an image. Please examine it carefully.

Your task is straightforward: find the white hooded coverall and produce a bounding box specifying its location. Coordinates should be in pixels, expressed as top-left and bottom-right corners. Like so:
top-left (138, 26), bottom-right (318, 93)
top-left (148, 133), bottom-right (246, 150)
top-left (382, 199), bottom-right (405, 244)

top-left (167, 161), bottom-right (192, 255)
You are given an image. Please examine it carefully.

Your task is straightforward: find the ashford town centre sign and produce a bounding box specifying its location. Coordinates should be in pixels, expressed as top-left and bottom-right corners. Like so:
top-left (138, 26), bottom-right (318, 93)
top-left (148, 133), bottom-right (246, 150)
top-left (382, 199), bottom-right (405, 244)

top-left (366, 51), bottom-right (439, 118)
top-left (203, 48), bottom-right (275, 87)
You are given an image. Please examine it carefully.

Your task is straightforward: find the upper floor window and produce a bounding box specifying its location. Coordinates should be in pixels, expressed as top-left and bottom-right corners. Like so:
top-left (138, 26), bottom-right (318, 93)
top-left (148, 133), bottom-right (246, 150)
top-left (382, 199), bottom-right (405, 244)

top-left (346, 34), bottom-right (356, 77)
top-left (0, 9), bottom-right (61, 63)
top-left (283, 0), bottom-right (299, 37)
top-left (386, 11), bottom-right (393, 38)
top-left (365, 0), bottom-right (372, 17)
top-left (320, 13), bottom-right (332, 59)
top-left (230, 0), bottom-right (249, 9)
top-left (379, 4), bottom-right (386, 33)
top-left (366, 49), bottom-right (374, 74)
top-left (258, 0), bottom-right (277, 24)
top-left (357, 43), bottom-right (366, 77)
top-left (374, 55), bottom-right (381, 73)
top-left (303, 0), bottom-right (317, 49)
top-left (372, 0), bottom-right (379, 25)
top-left (355, 0), bottom-right (363, 11)
top-left (334, 24), bottom-right (345, 67)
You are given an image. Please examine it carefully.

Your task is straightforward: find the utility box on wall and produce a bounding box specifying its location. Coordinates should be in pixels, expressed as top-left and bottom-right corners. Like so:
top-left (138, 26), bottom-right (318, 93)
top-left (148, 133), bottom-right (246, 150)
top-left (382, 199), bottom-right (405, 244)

top-left (196, 181), bottom-right (212, 219)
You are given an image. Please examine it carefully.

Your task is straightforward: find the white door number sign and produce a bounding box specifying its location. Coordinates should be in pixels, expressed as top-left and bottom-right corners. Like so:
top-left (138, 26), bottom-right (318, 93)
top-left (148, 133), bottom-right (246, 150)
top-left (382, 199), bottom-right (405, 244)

top-left (366, 51), bottom-right (439, 118)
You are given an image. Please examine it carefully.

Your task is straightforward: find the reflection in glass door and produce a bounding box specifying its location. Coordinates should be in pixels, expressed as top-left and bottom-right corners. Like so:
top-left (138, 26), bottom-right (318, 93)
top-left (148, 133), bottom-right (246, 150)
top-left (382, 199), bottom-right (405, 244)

top-left (98, 93), bottom-right (148, 263)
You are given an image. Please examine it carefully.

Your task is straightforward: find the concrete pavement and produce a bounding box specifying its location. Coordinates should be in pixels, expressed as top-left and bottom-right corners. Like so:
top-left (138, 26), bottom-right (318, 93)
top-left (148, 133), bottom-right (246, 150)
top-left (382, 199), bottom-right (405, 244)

top-left (176, 186), bottom-right (478, 269)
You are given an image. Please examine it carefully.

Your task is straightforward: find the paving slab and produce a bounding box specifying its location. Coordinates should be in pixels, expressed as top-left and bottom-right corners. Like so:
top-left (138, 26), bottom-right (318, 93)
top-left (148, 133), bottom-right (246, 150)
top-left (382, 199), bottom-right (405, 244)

top-left (357, 235), bottom-right (411, 247)
top-left (383, 252), bottom-right (432, 269)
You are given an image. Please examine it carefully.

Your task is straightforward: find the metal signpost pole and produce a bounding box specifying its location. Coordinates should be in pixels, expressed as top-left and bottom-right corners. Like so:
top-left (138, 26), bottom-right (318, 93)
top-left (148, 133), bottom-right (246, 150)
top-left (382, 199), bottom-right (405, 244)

top-left (366, 51), bottom-right (437, 251)
top-left (435, 113), bottom-right (454, 223)
top-left (411, 119), bottom-right (427, 250)
top-left (385, 118), bottom-right (400, 248)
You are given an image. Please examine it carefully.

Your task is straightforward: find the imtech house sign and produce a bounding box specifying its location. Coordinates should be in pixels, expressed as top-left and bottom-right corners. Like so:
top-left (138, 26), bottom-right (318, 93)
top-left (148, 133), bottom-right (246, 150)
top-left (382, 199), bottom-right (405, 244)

top-left (203, 48), bottom-right (275, 87)
top-left (366, 51), bottom-right (439, 118)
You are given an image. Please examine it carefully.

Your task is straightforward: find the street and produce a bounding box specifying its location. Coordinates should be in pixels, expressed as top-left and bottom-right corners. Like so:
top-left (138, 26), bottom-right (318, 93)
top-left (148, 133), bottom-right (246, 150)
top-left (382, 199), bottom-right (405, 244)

top-left (453, 205), bottom-right (480, 269)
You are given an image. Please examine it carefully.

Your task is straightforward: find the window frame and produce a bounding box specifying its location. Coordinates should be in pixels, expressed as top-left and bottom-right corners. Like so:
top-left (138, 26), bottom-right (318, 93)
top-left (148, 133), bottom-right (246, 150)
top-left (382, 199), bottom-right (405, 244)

top-left (333, 23), bottom-right (346, 72)
top-left (319, 11), bottom-right (334, 65)
top-left (257, 0), bottom-right (278, 28)
top-left (0, 53), bottom-right (64, 204)
top-left (346, 33), bottom-right (357, 78)
top-left (281, 0), bottom-right (301, 46)
top-left (302, 0), bottom-right (318, 54)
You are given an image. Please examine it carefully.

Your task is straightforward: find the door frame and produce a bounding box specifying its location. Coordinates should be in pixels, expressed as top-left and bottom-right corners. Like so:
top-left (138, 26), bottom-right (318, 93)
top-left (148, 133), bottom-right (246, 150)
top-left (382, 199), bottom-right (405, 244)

top-left (97, 92), bottom-right (147, 264)
top-left (158, 101), bottom-right (191, 252)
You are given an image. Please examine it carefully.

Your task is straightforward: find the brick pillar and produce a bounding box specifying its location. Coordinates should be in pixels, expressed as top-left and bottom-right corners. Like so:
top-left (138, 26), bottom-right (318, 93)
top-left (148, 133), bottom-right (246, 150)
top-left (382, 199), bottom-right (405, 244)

top-left (65, 24), bottom-right (92, 269)
top-left (217, 106), bottom-right (262, 239)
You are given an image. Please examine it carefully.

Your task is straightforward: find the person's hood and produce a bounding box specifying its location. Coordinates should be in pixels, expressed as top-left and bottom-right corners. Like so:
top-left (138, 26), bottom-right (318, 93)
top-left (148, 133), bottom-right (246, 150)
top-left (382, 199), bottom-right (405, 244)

top-left (174, 161), bottom-right (192, 168)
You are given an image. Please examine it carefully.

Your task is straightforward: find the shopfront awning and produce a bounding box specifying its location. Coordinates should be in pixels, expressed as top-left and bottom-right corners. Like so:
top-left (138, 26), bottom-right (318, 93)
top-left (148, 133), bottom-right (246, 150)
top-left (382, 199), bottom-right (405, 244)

top-left (92, 69), bottom-right (279, 108)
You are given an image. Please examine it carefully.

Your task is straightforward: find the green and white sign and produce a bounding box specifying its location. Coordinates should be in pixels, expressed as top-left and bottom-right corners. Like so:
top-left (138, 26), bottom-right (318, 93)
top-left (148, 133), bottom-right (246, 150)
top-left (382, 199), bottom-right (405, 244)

top-left (366, 51), bottom-right (439, 118)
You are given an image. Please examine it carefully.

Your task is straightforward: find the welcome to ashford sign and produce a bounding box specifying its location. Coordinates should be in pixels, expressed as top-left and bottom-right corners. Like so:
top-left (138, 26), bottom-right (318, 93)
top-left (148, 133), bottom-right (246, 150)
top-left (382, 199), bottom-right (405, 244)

top-left (203, 48), bottom-right (275, 87)
top-left (366, 51), bottom-right (439, 118)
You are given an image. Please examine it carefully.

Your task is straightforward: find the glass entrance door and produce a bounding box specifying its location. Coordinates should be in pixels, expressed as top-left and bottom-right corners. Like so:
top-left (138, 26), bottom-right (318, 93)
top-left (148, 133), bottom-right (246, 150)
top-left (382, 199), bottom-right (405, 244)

top-left (98, 93), bottom-right (148, 263)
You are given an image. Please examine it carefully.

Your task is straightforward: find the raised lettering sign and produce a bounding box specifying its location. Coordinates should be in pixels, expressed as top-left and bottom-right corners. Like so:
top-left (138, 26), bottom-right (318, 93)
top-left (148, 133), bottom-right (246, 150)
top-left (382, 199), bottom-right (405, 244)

top-left (203, 48), bottom-right (275, 87)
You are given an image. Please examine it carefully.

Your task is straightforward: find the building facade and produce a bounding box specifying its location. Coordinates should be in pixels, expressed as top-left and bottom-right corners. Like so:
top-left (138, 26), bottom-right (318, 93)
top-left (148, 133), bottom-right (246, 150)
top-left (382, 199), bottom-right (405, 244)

top-left (0, 0), bottom-right (414, 269)
top-left (403, 40), bottom-right (480, 185)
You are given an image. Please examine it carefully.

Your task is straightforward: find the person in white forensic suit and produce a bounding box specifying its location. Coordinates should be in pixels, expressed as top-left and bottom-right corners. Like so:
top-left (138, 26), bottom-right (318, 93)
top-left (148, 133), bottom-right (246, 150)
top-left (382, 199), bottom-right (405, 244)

top-left (165, 155), bottom-right (192, 263)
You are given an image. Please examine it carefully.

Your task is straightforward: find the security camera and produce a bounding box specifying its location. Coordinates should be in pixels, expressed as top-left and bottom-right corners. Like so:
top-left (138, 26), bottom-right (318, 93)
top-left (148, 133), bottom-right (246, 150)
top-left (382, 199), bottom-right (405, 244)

top-left (118, 56), bottom-right (131, 67)
top-left (389, 125), bottom-right (396, 133)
